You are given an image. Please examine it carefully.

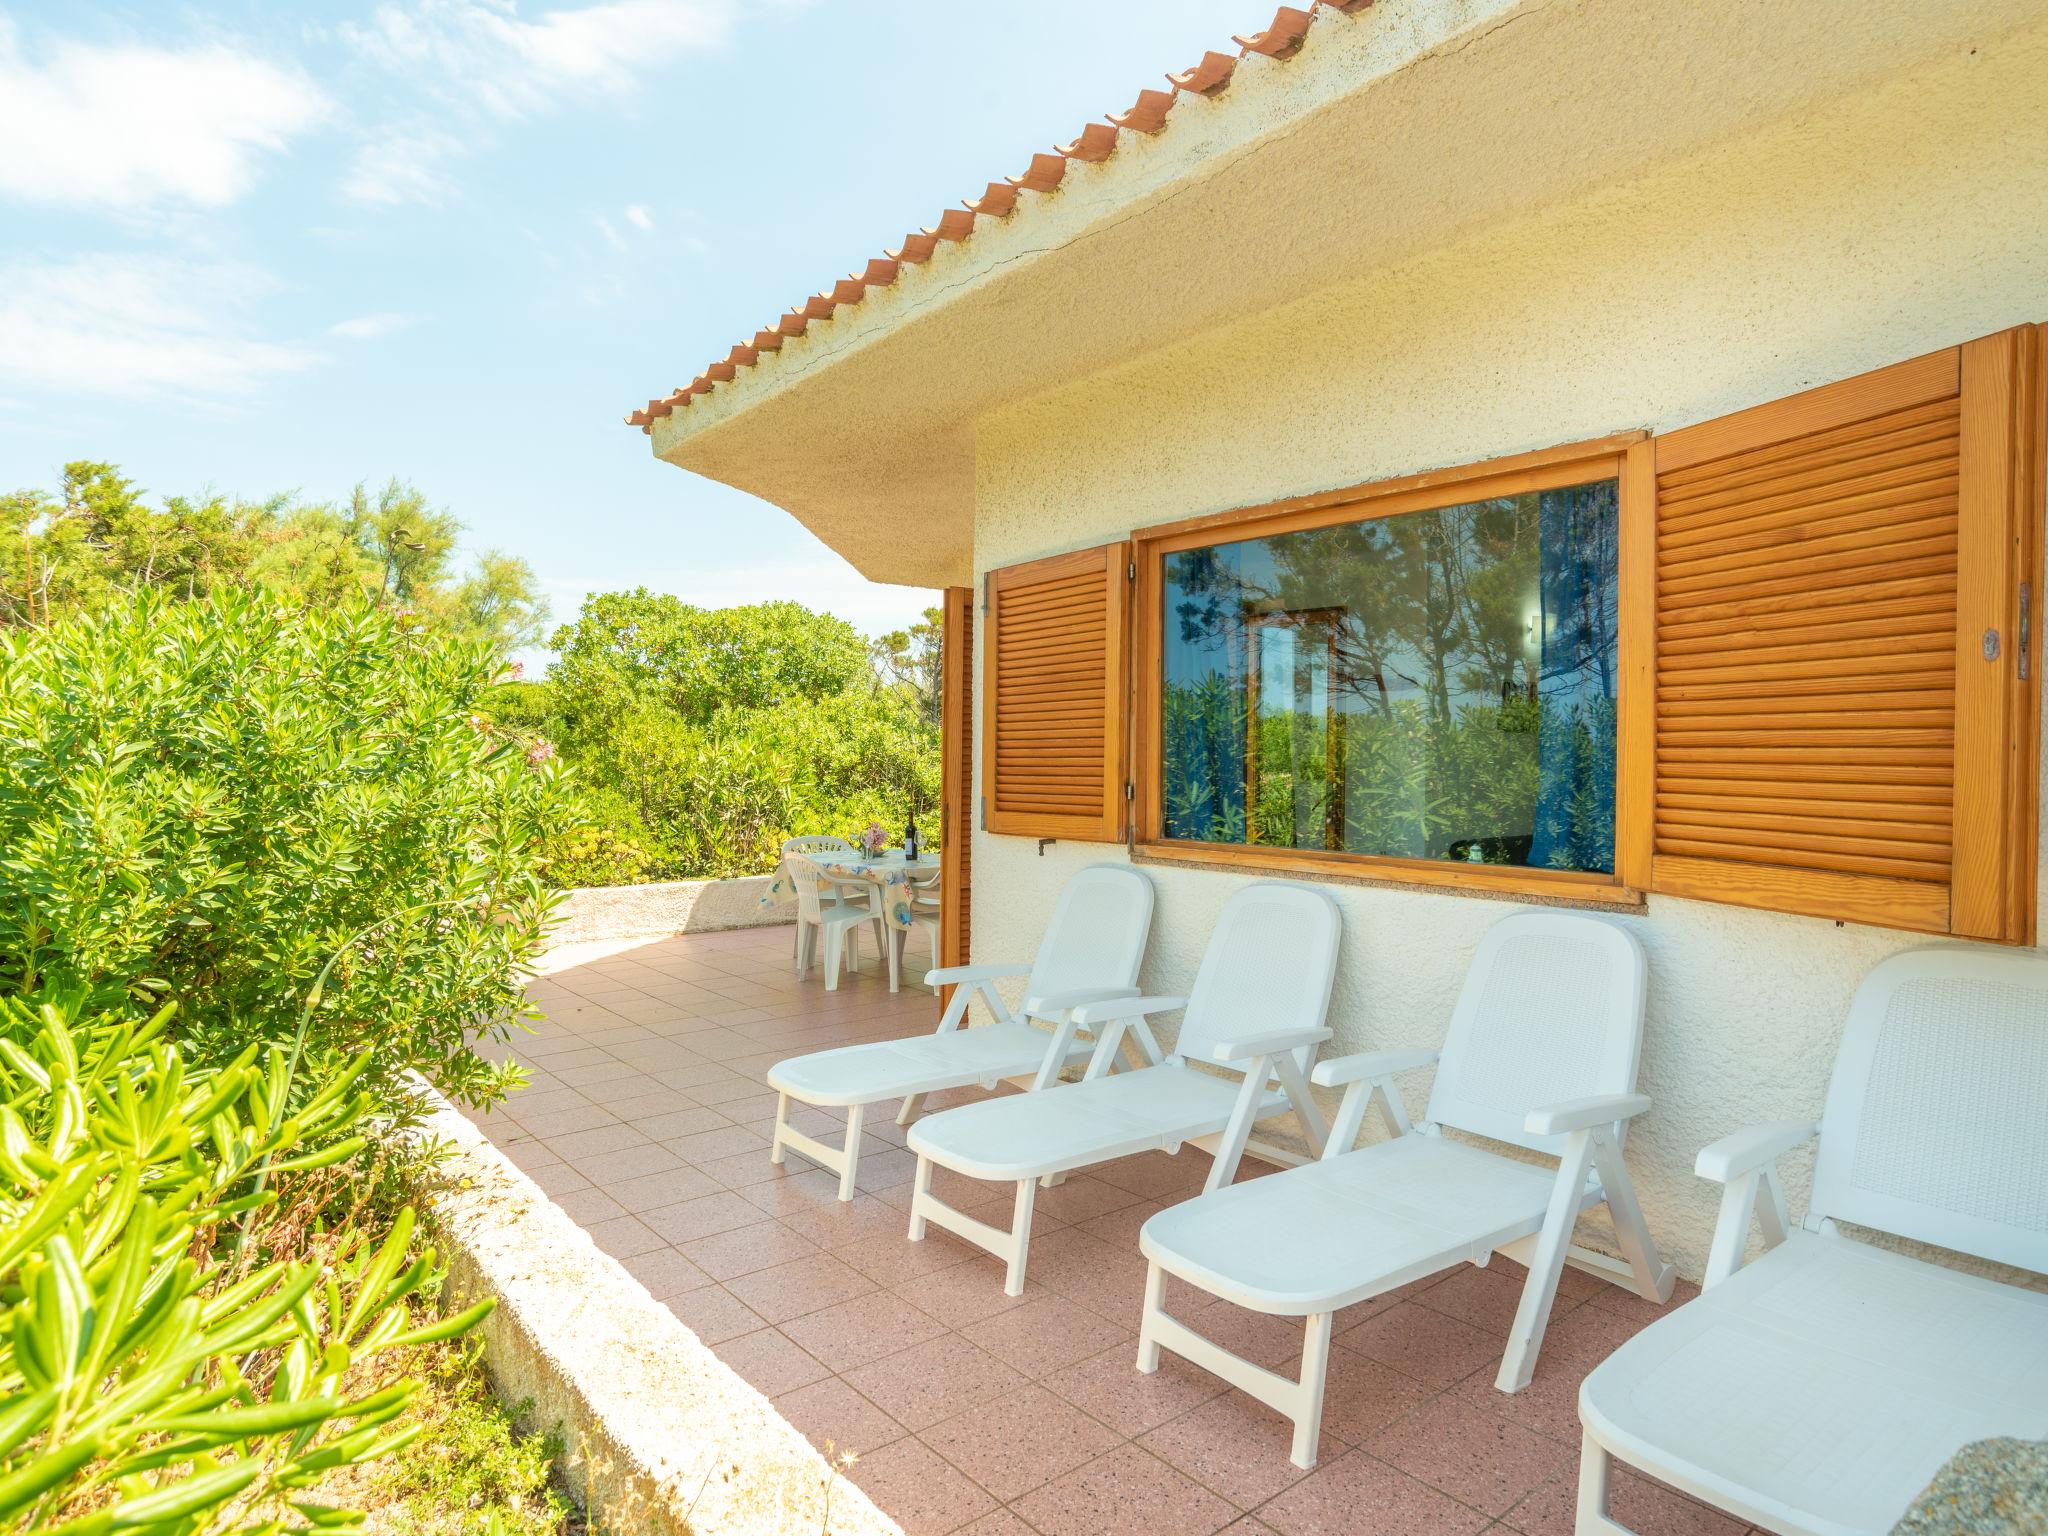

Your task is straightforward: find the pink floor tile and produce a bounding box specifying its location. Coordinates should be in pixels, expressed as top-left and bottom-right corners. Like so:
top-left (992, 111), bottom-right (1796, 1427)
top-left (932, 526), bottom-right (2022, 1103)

top-left (1501, 1457), bottom-right (1749, 1536)
top-left (639, 1189), bottom-right (777, 1244)
top-left (895, 1254), bottom-right (1044, 1330)
top-left (843, 1334), bottom-right (1029, 1433)
top-left (779, 1193), bottom-right (917, 1251)
top-left (1257, 1451), bottom-right (1491, 1536)
top-left (661, 1284), bottom-right (765, 1346)
top-left (723, 1251), bottom-right (876, 1324)
top-left (674, 1219), bottom-right (820, 1281)
top-left (715, 1326), bottom-right (831, 1397)
top-left (780, 1288), bottom-right (950, 1373)
top-left (962, 1292), bottom-right (1134, 1379)
top-left (1337, 1301), bottom-right (1505, 1389)
top-left (1313, 1349), bottom-right (1433, 1446)
top-left (772, 1376), bottom-right (907, 1461)
top-left (920, 1382), bottom-right (1123, 1502)
top-left (1010, 1442), bottom-right (1238, 1536)
top-left (843, 1435), bottom-right (997, 1536)
top-left (1042, 1341), bottom-right (1228, 1437)
top-left (1366, 1392), bottom-right (1572, 1516)
top-left (1137, 1390), bottom-right (1332, 1510)
top-left (619, 1245), bottom-right (713, 1300)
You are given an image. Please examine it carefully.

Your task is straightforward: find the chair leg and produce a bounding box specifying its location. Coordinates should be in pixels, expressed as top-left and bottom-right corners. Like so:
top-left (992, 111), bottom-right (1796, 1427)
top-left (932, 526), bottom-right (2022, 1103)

top-left (1574, 1430), bottom-right (1635, 1534)
top-left (1589, 1129), bottom-right (1677, 1304)
top-left (1136, 1261), bottom-right (1166, 1373)
top-left (837, 1103), bottom-right (864, 1202)
top-left (885, 924), bottom-right (901, 993)
top-left (896, 1092), bottom-right (925, 1127)
top-left (794, 919), bottom-right (815, 979)
top-left (1497, 1128), bottom-right (1596, 1392)
top-left (1004, 1178), bottom-right (1038, 1296)
top-left (822, 924), bottom-right (843, 992)
top-left (1291, 1312), bottom-right (1334, 1470)
top-left (771, 1091), bottom-right (789, 1165)
top-left (907, 1154), bottom-right (933, 1241)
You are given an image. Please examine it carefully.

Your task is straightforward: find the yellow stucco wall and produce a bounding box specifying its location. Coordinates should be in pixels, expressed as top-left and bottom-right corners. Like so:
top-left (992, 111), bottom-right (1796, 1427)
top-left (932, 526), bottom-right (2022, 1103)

top-left (966, 18), bottom-right (2048, 1284)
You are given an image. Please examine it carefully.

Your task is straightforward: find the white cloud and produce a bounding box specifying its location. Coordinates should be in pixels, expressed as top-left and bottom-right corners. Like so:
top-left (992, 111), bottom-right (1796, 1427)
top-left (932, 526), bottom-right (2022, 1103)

top-left (342, 129), bottom-right (462, 206)
top-left (0, 20), bottom-right (327, 208)
top-left (0, 255), bottom-right (319, 401)
top-left (345, 0), bottom-right (732, 113)
top-left (341, 0), bottom-right (735, 203)
top-left (624, 203), bottom-right (653, 231)
top-left (329, 312), bottom-right (412, 340)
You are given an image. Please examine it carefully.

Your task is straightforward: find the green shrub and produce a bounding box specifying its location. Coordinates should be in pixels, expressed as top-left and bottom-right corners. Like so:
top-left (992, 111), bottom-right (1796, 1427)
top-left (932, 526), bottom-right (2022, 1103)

top-left (533, 590), bottom-right (940, 885)
top-left (0, 988), bottom-right (490, 1535)
top-left (0, 591), bottom-right (581, 1108)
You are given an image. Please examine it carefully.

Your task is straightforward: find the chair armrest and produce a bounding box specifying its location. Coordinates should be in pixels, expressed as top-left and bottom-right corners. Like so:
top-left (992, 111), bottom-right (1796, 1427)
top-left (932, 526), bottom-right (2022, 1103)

top-left (1025, 986), bottom-right (1140, 1021)
top-left (1695, 1120), bottom-right (1820, 1184)
top-left (1212, 1027), bottom-right (1332, 1063)
top-left (1069, 995), bottom-right (1189, 1028)
top-left (1524, 1093), bottom-right (1652, 1137)
top-left (925, 962), bottom-right (1031, 987)
top-left (1311, 1049), bottom-right (1438, 1088)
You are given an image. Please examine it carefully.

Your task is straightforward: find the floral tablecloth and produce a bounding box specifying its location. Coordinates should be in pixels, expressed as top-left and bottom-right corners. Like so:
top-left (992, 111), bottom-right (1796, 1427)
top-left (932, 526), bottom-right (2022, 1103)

top-left (762, 851), bottom-right (942, 931)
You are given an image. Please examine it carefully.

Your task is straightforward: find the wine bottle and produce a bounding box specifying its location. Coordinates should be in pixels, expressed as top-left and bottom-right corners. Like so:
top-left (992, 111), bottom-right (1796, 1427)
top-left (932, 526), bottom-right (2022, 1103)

top-left (904, 812), bottom-right (920, 861)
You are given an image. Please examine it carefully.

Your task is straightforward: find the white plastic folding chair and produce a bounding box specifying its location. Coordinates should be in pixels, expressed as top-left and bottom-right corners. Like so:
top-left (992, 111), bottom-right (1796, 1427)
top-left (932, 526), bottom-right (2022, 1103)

top-left (1576, 947), bottom-right (2048, 1536)
top-left (1138, 910), bottom-right (1674, 1469)
top-left (779, 834), bottom-right (868, 972)
top-left (789, 855), bottom-right (882, 992)
top-left (766, 865), bottom-right (1154, 1200)
top-left (906, 881), bottom-right (1341, 1295)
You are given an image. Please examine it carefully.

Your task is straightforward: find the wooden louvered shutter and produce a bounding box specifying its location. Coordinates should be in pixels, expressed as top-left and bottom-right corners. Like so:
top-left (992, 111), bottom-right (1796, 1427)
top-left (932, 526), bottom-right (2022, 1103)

top-left (1625, 325), bottom-right (2043, 942)
top-left (938, 586), bottom-right (974, 1003)
top-left (981, 542), bottom-right (1131, 842)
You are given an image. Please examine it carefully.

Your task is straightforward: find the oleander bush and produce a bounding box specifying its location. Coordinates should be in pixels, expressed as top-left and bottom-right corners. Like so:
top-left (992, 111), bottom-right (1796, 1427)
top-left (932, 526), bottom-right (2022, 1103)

top-left (0, 987), bottom-right (492, 1535)
top-left (0, 590), bottom-right (581, 1109)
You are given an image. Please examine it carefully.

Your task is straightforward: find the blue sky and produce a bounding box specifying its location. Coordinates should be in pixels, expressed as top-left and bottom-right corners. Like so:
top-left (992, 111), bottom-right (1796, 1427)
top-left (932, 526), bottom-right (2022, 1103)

top-left (0, 0), bottom-right (1257, 663)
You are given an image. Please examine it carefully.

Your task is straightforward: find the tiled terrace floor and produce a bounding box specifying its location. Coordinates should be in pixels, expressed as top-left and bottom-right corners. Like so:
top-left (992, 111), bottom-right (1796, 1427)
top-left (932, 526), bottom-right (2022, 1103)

top-left (470, 925), bottom-right (1752, 1536)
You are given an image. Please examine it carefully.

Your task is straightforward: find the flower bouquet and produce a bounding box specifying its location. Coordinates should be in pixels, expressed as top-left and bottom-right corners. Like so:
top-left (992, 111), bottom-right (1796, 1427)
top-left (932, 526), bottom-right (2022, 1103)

top-left (857, 821), bottom-right (888, 860)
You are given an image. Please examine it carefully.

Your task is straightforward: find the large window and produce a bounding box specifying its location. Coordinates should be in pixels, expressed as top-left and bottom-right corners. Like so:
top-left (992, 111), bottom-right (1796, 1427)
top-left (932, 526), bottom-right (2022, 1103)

top-left (1156, 476), bottom-right (1621, 875)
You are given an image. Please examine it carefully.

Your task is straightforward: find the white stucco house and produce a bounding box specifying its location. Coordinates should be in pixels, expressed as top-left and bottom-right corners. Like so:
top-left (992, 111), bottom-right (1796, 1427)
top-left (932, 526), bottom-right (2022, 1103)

top-left (626, 0), bottom-right (2047, 1288)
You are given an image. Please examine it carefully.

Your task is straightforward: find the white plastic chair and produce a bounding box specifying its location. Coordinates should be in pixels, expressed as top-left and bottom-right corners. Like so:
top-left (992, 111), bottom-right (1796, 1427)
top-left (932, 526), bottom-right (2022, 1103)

top-left (1136, 910), bottom-right (1673, 1469)
top-left (894, 883), bottom-right (941, 984)
top-left (789, 855), bottom-right (882, 992)
top-left (766, 865), bottom-right (1155, 1200)
top-left (906, 881), bottom-right (1342, 1295)
top-left (1576, 947), bottom-right (2048, 1536)
top-left (780, 835), bottom-right (866, 971)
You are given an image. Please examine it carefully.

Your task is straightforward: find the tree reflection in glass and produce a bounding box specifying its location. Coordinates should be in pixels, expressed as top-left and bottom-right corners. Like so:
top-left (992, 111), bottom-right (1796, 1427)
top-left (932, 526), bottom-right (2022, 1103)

top-left (1160, 480), bottom-right (1619, 873)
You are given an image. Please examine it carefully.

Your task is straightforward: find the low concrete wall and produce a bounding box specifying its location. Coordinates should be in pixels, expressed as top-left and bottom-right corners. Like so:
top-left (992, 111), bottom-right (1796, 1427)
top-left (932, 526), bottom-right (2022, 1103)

top-left (421, 1093), bottom-right (899, 1536)
top-left (550, 875), bottom-right (794, 946)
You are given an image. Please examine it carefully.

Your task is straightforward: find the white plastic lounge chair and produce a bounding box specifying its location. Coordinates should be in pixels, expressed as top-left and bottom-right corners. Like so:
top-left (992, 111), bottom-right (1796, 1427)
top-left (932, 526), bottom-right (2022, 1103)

top-left (1139, 910), bottom-right (1675, 1470)
top-left (1576, 947), bottom-right (2048, 1536)
top-left (766, 865), bottom-right (1155, 1201)
top-left (906, 881), bottom-right (1341, 1295)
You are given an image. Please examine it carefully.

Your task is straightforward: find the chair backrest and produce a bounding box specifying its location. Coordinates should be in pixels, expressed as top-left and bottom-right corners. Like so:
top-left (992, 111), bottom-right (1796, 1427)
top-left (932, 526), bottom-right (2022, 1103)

top-left (1174, 882), bottom-right (1342, 1072)
top-left (786, 855), bottom-right (846, 923)
top-left (1020, 865), bottom-right (1156, 1013)
top-left (1424, 910), bottom-right (1647, 1155)
top-left (783, 834), bottom-right (856, 858)
top-left (1810, 947), bottom-right (2048, 1274)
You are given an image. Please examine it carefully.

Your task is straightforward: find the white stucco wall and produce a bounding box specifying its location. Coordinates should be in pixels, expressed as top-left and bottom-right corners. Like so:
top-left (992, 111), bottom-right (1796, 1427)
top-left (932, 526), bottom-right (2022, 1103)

top-left (964, 20), bottom-right (2048, 1284)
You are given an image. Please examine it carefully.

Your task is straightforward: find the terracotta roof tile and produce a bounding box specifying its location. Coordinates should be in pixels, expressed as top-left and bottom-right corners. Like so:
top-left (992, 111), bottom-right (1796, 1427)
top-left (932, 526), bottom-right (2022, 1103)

top-left (1168, 51), bottom-right (1240, 95)
top-left (1054, 121), bottom-right (1120, 163)
top-left (627, 1), bottom-right (1372, 429)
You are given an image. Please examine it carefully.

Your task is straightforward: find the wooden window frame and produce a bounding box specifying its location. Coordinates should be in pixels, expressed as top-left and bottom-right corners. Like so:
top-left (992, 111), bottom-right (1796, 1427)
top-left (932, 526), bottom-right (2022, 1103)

top-left (1130, 433), bottom-right (1650, 907)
